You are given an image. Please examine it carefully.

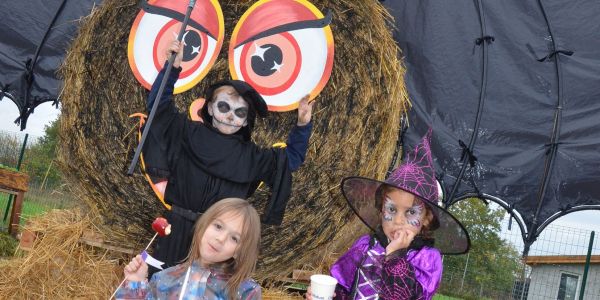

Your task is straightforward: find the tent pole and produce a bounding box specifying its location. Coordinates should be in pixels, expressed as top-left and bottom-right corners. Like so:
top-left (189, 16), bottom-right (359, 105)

top-left (127, 0), bottom-right (197, 175)
top-left (579, 231), bottom-right (595, 300)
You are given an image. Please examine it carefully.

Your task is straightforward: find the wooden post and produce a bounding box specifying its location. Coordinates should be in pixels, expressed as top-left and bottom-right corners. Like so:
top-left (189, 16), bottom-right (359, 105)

top-left (9, 191), bottom-right (25, 235)
top-left (0, 168), bottom-right (29, 237)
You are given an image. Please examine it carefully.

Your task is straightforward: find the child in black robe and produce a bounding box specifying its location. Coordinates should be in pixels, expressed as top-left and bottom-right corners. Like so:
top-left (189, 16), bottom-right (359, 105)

top-left (142, 41), bottom-right (314, 271)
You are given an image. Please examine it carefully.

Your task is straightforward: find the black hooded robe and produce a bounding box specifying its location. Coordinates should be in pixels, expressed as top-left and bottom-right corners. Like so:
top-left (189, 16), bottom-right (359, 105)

top-left (142, 65), bottom-right (312, 268)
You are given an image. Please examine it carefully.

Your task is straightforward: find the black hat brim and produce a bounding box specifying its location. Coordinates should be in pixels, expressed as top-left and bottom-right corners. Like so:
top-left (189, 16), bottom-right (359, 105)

top-left (341, 176), bottom-right (471, 255)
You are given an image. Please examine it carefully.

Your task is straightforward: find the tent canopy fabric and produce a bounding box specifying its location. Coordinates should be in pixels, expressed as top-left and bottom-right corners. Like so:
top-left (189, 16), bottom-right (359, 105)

top-left (381, 0), bottom-right (600, 253)
top-left (0, 0), bottom-right (101, 129)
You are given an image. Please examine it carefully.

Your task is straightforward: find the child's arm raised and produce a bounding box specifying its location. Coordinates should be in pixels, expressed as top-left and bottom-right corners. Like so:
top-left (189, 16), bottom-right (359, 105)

top-left (146, 41), bottom-right (183, 111)
top-left (296, 94), bottom-right (314, 126)
top-left (285, 95), bottom-right (314, 171)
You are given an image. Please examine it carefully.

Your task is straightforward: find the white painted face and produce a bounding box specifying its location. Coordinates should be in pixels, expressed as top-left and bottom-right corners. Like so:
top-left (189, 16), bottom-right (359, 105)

top-left (207, 86), bottom-right (249, 135)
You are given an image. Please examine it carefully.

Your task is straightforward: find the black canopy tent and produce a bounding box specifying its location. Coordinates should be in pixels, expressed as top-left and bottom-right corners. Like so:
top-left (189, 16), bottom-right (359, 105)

top-left (0, 0), bottom-right (101, 130)
top-left (2, 0), bottom-right (599, 256)
top-left (382, 0), bottom-right (600, 255)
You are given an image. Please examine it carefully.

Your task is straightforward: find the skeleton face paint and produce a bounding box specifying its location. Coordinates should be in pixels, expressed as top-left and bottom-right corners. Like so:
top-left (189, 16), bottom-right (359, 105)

top-left (208, 86), bottom-right (249, 135)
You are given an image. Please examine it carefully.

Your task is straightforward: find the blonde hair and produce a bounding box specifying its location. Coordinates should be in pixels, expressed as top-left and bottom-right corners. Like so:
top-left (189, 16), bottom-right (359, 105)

top-left (184, 198), bottom-right (261, 299)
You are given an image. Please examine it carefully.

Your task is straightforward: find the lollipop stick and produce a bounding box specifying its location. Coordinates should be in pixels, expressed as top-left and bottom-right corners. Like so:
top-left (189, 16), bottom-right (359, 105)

top-left (109, 278), bottom-right (126, 300)
top-left (109, 232), bottom-right (160, 300)
top-left (144, 232), bottom-right (159, 251)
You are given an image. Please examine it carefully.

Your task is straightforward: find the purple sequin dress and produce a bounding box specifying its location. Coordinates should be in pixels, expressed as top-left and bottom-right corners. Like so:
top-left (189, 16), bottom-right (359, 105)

top-left (330, 235), bottom-right (442, 300)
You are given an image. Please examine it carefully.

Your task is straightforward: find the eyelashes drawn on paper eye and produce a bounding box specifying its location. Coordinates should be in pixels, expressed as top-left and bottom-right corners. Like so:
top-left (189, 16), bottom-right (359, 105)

top-left (128, 0), bottom-right (224, 94)
top-left (228, 0), bottom-right (334, 111)
top-left (128, 0), bottom-right (334, 111)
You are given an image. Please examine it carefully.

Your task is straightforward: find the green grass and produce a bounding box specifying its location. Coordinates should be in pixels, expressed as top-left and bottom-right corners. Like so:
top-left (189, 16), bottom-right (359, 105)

top-left (0, 231), bottom-right (18, 257)
top-left (0, 164), bottom-right (19, 172)
top-left (0, 191), bottom-right (68, 229)
top-left (433, 294), bottom-right (463, 300)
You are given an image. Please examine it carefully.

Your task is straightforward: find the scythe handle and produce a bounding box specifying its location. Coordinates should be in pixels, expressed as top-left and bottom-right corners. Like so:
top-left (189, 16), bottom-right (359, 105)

top-left (127, 0), bottom-right (197, 176)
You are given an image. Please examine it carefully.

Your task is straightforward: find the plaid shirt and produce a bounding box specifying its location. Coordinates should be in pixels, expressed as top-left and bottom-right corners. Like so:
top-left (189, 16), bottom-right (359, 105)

top-left (115, 261), bottom-right (261, 299)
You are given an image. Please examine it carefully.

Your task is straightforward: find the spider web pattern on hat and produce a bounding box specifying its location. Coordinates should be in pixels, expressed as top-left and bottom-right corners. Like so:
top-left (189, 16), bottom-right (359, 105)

top-left (387, 128), bottom-right (438, 203)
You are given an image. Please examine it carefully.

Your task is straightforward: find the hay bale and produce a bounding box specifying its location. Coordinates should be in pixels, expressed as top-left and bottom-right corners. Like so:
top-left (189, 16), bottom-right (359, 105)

top-left (0, 209), bottom-right (123, 299)
top-left (58, 0), bottom-right (408, 281)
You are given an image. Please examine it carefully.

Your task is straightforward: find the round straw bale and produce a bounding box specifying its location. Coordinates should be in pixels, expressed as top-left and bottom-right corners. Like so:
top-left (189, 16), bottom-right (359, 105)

top-left (58, 0), bottom-right (408, 280)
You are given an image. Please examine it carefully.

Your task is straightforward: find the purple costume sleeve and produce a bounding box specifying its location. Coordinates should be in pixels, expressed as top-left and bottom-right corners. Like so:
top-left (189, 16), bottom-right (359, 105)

top-left (407, 247), bottom-right (443, 300)
top-left (330, 235), bottom-right (371, 299)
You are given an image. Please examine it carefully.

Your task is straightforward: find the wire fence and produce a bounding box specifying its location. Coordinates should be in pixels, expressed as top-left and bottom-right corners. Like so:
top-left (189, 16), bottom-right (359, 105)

top-left (510, 221), bottom-right (599, 300)
top-left (0, 128), bottom-right (78, 231)
top-left (440, 214), bottom-right (600, 300)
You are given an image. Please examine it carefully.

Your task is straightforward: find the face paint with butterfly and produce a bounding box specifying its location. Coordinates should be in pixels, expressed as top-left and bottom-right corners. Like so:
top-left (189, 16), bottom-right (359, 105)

top-left (382, 197), bottom-right (425, 228)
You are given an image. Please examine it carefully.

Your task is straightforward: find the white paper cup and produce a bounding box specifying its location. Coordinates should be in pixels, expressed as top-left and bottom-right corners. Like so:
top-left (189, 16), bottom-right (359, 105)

top-left (310, 274), bottom-right (337, 300)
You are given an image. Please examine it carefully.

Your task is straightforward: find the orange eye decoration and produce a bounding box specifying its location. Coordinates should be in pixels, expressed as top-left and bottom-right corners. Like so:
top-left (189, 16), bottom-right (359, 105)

top-left (229, 0), bottom-right (334, 111)
top-left (128, 0), bottom-right (224, 94)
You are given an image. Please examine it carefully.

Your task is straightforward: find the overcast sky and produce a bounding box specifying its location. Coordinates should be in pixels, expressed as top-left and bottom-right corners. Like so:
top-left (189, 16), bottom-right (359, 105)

top-left (0, 97), bottom-right (60, 137)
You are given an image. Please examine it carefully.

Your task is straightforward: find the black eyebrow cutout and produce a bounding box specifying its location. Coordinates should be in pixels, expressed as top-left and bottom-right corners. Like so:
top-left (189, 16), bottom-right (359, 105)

top-left (235, 9), bottom-right (332, 48)
top-left (142, 3), bottom-right (216, 40)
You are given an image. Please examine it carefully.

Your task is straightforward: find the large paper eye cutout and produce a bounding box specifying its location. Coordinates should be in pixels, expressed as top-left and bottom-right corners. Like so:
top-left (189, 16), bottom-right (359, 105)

top-left (128, 0), bottom-right (224, 94)
top-left (229, 0), bottom-right (334, 111)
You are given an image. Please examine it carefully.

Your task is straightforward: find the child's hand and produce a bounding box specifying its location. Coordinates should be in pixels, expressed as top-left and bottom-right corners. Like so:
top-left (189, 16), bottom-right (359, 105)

top-left (297, 94), bottom-right (314, 126)
top-left (124, 255), bottom-right (149, 282)
top-left (385, 229), bottom-right (417, 256)
top-left (305, 286), bottom-right (312, 300)
top-left (165, 40), bottom-right (184, 68)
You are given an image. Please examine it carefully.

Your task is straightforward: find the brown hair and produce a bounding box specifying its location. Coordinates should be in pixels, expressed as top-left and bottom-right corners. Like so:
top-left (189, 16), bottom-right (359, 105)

top-left (183, 198), bottom-right (261, 299)
top-left (375, 185), bottom-right (439, 238)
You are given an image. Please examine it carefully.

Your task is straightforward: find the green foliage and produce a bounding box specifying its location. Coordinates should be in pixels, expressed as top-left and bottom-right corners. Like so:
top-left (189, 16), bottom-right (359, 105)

top-left (0, 164), bottom-right (19, 172)
top-left (433, 294), bottom-right (463, 300)
top-left (0, 132), bottom-right (22, 167)
top-left (21, 118), bottom-right (62, 187)
top-left (0, 231), bottom-right (18, 257)
top-left (439, 198), bottom-right (523, 299)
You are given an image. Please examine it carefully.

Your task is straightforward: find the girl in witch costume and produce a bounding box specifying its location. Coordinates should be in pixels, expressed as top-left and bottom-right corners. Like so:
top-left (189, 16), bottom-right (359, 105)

top-left (115, 198), bottom-right (262, 299)
top-left (142, 40), bottom-right (314, 272)
top-left (310, 129), bottom-right (470, 300)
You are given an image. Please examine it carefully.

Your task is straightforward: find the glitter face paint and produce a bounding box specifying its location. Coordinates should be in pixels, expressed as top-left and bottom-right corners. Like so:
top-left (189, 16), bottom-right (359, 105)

top-left (382, 197), bottom-right (396, 222)
top-left (382, 196), bottom-right (424, 229)
top-left (406, 202), bottom-right (424, 228)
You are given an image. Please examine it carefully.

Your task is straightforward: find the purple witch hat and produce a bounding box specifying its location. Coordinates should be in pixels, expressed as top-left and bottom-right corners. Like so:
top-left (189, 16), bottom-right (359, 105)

top-left (341, 129), bottom-right (470, 254)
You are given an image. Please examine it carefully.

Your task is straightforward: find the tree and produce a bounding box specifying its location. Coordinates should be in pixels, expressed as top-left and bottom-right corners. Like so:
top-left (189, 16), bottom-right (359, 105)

top-left (22, 118), bottom-right (62, 188)
top-left (0, 132), bottom-right (22, 168)
top-left (439, 198), bottom-right (523, 299)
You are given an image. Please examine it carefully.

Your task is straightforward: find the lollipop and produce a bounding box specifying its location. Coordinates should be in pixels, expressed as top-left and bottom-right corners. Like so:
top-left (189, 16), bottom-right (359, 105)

top-left (152, 217), bottom-right (171, 237)
top-left (144, 217), bottom-right (171, 251)
top-left (110, 217), bottom-right (172, 300)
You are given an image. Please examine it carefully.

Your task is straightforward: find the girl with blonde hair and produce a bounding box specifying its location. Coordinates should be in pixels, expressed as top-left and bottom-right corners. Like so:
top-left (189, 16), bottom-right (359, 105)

top-left (115, 198), bottom-right (262, 299)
